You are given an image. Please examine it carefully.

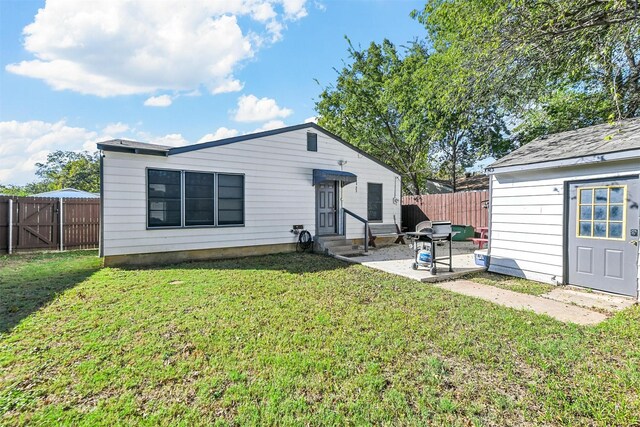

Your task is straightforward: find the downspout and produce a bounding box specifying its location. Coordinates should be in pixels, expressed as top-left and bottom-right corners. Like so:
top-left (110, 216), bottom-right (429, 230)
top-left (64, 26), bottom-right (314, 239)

top-left (59, 197), bottom-right (64, 251)
top-left (7, 199), bottom-right (13, 255)
top-left (486, 170), bottom-right (494, 268)
top-left (99, 152), bottom-right (104, 258)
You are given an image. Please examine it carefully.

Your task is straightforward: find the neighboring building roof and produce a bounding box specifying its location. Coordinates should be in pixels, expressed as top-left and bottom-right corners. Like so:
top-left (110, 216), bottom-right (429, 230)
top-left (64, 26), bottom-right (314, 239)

top-left (423, 179), bottom-right (453, 194)
top-left (32, 188), bottom-right (100, 198)
top-left (423, 175), bottom-right (489, 194)
top-left (97, 123), bottom-right (400, 175)
top-left (455, 174), bottom-right (489, 192)
top-left (489, 118), bottom-right (640, 170)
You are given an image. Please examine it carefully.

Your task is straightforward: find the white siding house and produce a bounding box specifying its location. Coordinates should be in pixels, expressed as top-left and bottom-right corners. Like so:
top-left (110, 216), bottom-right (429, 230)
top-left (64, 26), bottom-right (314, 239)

top-left (98, 123), bottom-right (401, 266)
top-left (486, 118), bottom-right (640, 298)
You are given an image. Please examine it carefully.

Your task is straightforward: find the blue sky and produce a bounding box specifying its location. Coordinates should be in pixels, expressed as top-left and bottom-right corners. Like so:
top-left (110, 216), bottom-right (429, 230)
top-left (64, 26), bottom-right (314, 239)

top-left (0, 0), bottom-right (426, 185)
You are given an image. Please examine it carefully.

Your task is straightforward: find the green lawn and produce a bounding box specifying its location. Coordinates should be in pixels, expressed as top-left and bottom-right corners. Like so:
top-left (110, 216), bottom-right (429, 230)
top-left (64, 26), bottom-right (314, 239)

top-left (468, 272), bottom-right (555, 296)
top-left (1, 251), bottom-right (639, 426)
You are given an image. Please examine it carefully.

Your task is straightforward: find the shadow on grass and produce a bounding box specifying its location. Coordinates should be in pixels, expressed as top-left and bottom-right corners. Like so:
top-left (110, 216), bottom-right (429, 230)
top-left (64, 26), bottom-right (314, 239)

top-left (0, 251), bottom-right (101, 334)
top-left (116, 251), bottom-right (353, 275)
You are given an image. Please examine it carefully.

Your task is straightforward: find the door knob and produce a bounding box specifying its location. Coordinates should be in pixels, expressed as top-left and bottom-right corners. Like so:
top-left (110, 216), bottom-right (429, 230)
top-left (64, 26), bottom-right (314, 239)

top-left (631, 240), bottom-right (638, 246)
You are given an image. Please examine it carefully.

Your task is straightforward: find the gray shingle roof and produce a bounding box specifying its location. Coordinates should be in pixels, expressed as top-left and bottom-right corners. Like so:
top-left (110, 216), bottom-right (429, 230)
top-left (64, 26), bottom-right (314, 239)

top-left (490, 118), bottom-right (640, 169)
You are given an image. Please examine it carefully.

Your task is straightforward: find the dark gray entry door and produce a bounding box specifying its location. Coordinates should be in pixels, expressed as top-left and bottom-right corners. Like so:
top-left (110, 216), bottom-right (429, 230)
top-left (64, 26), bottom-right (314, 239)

top-left (317, 181), bottom-right (337, 235)
top-left (568, 177), bottom-right (639, 296)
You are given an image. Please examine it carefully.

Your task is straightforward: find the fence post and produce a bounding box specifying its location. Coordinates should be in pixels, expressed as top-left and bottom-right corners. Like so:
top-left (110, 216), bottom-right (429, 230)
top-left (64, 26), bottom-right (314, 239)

top-left (8, 199), bottom-right (13, 255)
top-left (59, 197), bottom-right (64, 251)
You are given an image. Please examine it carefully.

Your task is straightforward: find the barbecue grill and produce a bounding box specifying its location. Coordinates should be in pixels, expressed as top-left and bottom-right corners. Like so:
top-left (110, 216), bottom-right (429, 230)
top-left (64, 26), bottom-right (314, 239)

top-left (406, 220), bottom-right (454, 274)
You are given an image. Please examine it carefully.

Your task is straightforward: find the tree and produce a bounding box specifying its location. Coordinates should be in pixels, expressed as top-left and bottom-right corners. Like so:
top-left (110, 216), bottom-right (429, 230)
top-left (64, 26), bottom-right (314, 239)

top-left (316, 39), bottom-right (433, 194)
top-left (513, 88), bottom-right (613, 145)
top-left (315, 39), bottom-right (509, 194)
top-left (418, 50), bottom-right (511, 191)
top-left (35, 151), bottom-right (100, 193)
top-left (1, 151), bottom-right (100, 195)
top-left (0, 182), bottom-right (49, 196)
top-left (412, 0), bottom-right (640, 128)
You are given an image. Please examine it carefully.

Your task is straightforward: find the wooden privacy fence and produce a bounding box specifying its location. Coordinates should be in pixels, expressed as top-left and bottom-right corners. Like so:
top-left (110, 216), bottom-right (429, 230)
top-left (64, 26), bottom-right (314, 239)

top-left (402, 190), bottom-right (489, 231)
top-left (0, 197), bottom-right (100, 254)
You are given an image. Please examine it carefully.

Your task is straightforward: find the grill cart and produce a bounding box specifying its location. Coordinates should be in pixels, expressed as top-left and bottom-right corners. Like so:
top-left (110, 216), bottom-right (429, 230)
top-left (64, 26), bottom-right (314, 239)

top-left (406, 221), bottom-right (454, 274)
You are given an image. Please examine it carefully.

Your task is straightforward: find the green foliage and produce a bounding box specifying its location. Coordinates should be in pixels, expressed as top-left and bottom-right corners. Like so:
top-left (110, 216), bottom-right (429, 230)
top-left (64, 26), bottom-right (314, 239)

top-left (315, 39), bottom-right (510, 194)
top-left (1, 251), bottom-right (640, 425)
top-left (514, 88), bottom-right (614, 145)
top-left (316, 39), bottom-right (434, 194)
top-left (35, 150), bottom-right (100, 193)
top-left (0, 151), bottom-right (100, 195)
top-left (0, 182), bottom-right (50, 196)
top-left (413, 0), bottom-right (640, 121)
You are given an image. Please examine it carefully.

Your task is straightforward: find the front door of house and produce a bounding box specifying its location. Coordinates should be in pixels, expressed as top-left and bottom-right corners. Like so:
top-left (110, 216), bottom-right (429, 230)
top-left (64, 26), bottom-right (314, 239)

top-left (316, 181), bottom-right (337, 235)
top-left (568, 177), bottom-right (639, 297)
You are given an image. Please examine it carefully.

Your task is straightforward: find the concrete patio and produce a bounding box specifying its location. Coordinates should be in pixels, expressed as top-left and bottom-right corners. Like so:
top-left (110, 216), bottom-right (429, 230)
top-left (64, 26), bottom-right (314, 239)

top-left (336, 240), bottom-right (485, 282)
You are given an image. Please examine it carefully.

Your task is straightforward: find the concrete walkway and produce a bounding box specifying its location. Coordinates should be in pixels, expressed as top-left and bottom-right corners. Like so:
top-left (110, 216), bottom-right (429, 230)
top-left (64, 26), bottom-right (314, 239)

top-left (436, 280), bottom-right (608, 325)
top-left (540, 287), bottom-right (636, 313)
top-left (341, 243), bottom-right (635, 325)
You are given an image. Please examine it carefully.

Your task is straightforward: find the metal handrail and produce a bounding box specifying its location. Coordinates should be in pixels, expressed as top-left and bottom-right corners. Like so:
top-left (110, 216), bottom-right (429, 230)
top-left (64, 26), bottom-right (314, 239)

top-left (342, 208), bottom-right (369, 252)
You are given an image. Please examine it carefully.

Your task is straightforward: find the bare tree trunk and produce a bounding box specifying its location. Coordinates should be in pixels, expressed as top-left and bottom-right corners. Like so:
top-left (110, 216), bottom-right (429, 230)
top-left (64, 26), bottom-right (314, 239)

top-left (451, 140), bottom-right (458, 193)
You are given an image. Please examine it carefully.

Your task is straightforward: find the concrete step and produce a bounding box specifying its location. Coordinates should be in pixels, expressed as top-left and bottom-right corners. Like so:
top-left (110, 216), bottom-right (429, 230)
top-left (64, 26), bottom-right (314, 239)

top-left (328, 244), bottom-right (358, 254)
top-left (320, 239), bottom-right (350, 248)
top-left (331, 249), bottom-right (365, 256)
top-left (316, 235), bottom-right (345, 242)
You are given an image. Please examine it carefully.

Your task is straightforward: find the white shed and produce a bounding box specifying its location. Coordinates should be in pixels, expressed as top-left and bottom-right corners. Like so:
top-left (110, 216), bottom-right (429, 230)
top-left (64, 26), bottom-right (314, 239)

top-left (486, 118), bottom-right (640, 298)
top-left (98, 123), bottom-right (402, 266)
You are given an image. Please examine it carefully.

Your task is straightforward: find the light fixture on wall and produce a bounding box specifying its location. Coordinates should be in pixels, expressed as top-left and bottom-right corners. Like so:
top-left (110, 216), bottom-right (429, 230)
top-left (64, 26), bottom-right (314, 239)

top-left (337, 160), bottom-right (347, 170)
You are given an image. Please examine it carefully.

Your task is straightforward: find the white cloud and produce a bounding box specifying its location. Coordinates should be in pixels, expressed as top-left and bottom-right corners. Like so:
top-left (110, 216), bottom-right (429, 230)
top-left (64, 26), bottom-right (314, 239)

top-left (144, 95), bottom-right (173, 107)
top-left (211, 79), bottom-right (244, 95)
top-left (0, 120), bottom-right (99, 185)
top-left (6, 1), bottom-right (309, 97)
top-left (304, 116), bottom-right (318, 123)
top-left (197, 127), bottom-right (240, 143)
top-left (251, 2), bottom-right (277, 21)
top-left (102, 122), bottom-right (129, 134)
top-left (149, 133), bottom-right (189, 147)
top-left (252, 120), bottom-right (287, 132)
top-left (282, 0), bottom-right (308, 19)
top-left (0, 120), bottom-right (191, 185)
top-left (234, 94), bottom-right (292, 122)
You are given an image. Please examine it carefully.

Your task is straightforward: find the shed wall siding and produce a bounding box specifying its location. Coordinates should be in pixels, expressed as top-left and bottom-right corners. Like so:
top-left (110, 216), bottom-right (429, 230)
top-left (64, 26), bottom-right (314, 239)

top-left (489, 159), bottom-right (640, 286)
top-left (102, 128), bottom-right (400, 256)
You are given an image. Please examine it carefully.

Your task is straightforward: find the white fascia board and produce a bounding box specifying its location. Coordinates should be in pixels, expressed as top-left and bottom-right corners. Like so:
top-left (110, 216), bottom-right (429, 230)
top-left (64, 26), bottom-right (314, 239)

top-left (485, 149), bottom-right (640, 175)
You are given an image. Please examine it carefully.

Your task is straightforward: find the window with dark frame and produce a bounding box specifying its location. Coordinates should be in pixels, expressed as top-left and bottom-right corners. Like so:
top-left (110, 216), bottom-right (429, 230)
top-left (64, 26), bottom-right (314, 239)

top-left (367, 183), bottom-right (383, 222)
top-left (185, 172), bottom-right (215, 226)
top-left (148, 169), bottom-right (182, 227)
top-left (218, 174), bottom-right (244, 225)
top-left (147, 169), bottom-right (245, 228)
top-left (307, 132), bottom-right (317, 152)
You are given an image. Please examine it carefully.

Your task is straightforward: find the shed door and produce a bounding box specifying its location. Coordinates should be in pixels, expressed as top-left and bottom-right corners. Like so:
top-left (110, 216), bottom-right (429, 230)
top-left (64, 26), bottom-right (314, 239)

top-left (568, 177), bottom-right (639, 297)
top-left (316, 181), bottom-right (337, 235)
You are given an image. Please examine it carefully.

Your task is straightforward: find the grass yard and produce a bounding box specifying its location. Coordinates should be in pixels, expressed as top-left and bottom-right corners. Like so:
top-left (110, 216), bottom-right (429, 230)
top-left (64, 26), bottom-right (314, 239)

top-left (1, 251), bottom-right (639, 426)
top-left (468, 272), bottom-right (555, 296)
